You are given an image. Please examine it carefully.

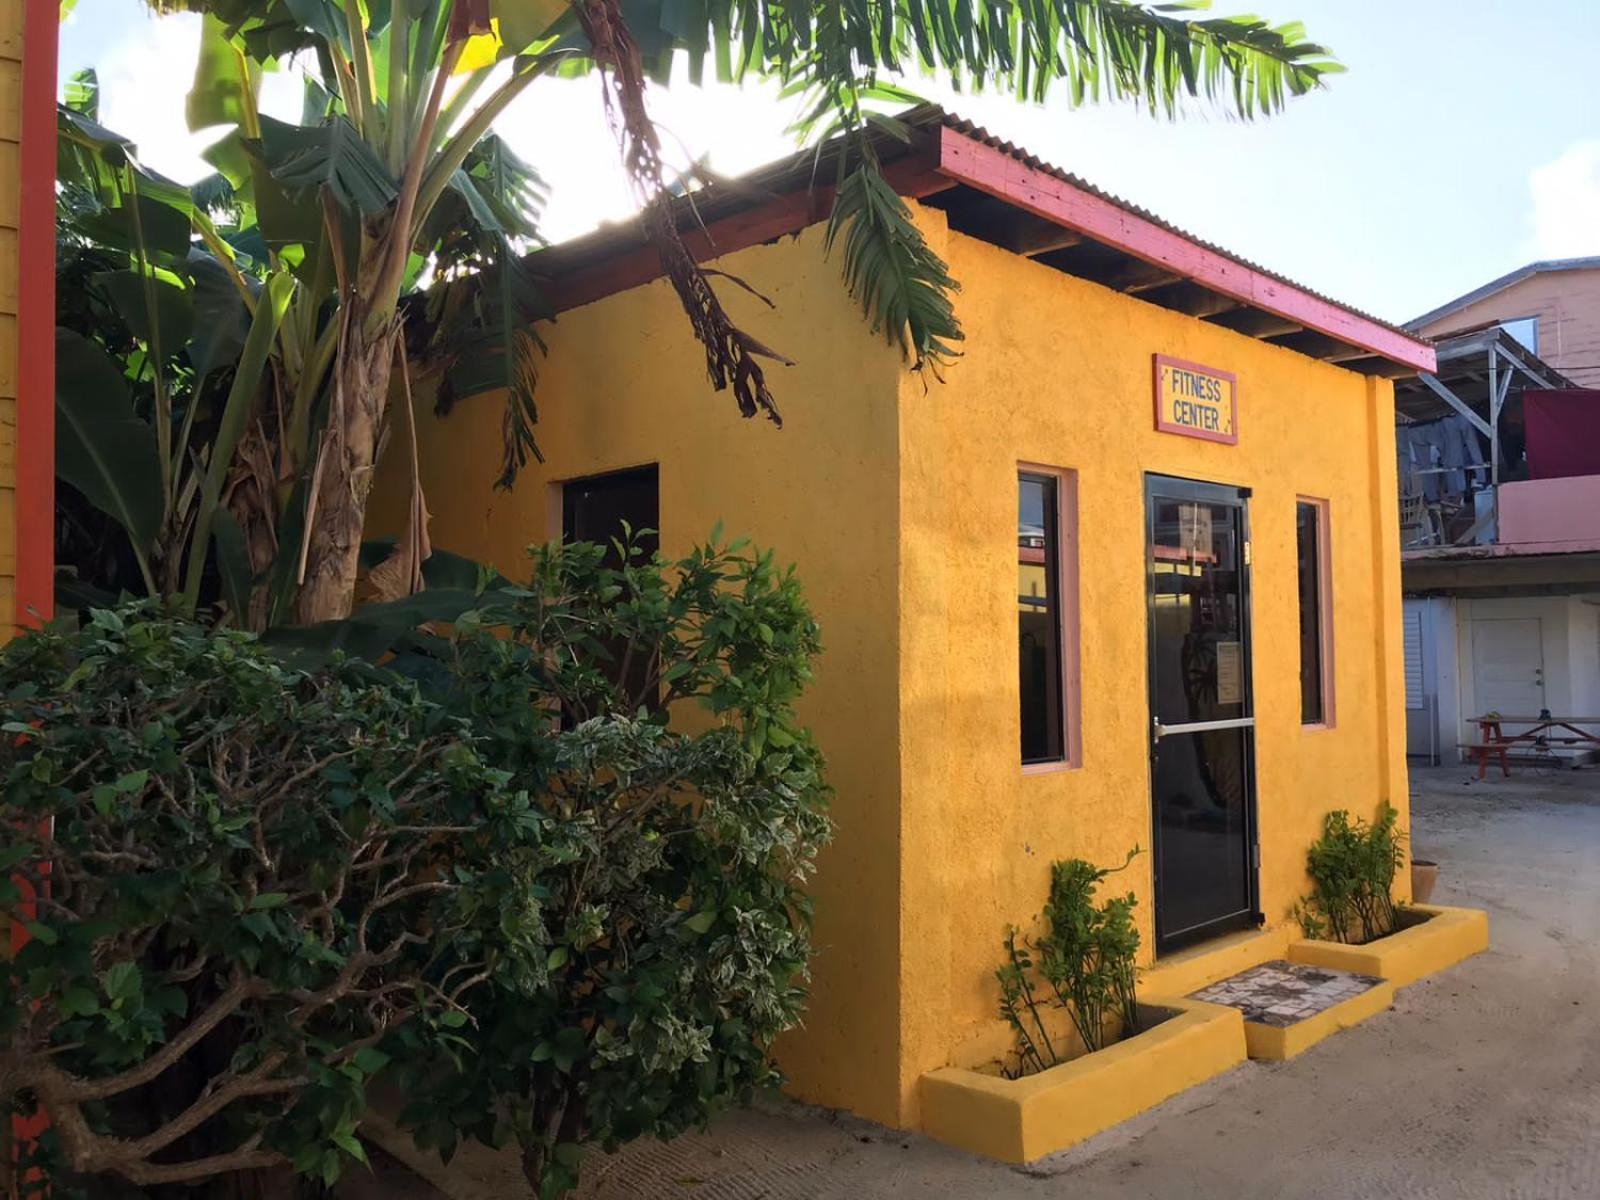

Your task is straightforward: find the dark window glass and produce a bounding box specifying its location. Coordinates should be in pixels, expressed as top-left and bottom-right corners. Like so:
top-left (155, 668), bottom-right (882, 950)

top-left (562, 466), bottom-right (660, 713)
top-left (1297, 501), bottom-right (1325, 724)
top-left (1019, 473), bottom-right (1065, 764)
top-left (562, 465), bottom-right (659, 558)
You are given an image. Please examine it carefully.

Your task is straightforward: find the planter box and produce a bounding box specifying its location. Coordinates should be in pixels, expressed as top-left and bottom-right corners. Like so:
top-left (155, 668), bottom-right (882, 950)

top-left (1289, 903), bottom-right (1488, 989)
top-left (1238, 975), bottom-right (1394, 1061)
top-left (919, 999), bottom-right (1245, 1163)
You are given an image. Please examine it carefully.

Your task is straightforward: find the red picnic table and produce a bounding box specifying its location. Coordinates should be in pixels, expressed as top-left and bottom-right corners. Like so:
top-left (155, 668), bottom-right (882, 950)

top-left (1463, 714), bottom-right (1600, 779)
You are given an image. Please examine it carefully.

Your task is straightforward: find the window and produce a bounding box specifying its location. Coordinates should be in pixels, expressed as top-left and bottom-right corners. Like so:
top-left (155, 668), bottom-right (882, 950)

top-left (562, 464), bottom-right (659, 557)
top-left (1499, 316), bottom-right (1538, 355)
top-left (562, 465), bottom-right (660, 711)
top-left (1296, 499), bottom-right (1333, 726)
top-left (1019, 468), bottom-right (1078, 766)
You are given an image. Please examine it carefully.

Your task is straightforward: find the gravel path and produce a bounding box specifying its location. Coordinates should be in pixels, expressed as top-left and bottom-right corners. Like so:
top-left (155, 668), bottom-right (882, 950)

top-left (354, 763), bottom-right (1600, 1199)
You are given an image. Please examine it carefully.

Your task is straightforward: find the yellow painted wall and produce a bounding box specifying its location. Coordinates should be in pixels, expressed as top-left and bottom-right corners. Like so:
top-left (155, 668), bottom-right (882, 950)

top-left (375, 200), bottom-right (1411, 1133)
top-left (893, 206), bottom-right (1408, 1123)
top-left (370, 225), bottom-right (912, 1123)
top-left (0, 0), bottom-right (21, 638)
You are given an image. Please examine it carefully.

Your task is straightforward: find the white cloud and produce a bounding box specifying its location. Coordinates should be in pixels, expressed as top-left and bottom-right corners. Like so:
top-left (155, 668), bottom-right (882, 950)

top-left (60, 1), bottom-right (305, 183)
top-left (1527, 140), bottom-right (1600, 260)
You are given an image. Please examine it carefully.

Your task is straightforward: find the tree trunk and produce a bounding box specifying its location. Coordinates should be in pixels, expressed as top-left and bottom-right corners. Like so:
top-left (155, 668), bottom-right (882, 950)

top-left (295, 299), bottom-right (400, 625)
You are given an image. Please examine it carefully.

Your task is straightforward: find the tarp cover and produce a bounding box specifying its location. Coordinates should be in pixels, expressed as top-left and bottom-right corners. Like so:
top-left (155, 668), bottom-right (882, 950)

top-left (1525, 390), bottom-right (1600, 480)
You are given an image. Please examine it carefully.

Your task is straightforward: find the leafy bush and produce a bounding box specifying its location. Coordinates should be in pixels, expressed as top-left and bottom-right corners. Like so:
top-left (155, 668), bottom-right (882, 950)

top-left (996, 850), bottom-right (1141, 1077)
top-left (0, 605), bottom-right (545, 1191)
top-left (396, 533), bottom-right (831, 1196)
top-left (1294, 804), bottom-right (1405, 944)
top-left (1, 532), bottom-right (830, 1199)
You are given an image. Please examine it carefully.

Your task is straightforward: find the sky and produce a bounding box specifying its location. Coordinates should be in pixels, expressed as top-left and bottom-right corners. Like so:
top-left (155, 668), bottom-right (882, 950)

top-left (59, 0), bottom-right (1600, 325)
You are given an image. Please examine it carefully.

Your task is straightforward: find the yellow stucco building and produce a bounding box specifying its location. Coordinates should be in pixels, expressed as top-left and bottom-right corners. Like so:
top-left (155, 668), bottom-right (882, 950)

top-left (373, 109), bottom-right (1437, 1141)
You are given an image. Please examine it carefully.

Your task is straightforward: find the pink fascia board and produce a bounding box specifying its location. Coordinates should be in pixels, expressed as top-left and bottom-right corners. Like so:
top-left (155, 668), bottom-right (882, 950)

top-left (935, 127), bottom-right (1437, 373)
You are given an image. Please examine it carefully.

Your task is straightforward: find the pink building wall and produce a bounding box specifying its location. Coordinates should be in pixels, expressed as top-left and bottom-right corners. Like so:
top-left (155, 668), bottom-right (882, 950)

top-left (1417, 267), bottom-right (1600, 388)
top-left (1496, 475), bottom-right (1600, 549)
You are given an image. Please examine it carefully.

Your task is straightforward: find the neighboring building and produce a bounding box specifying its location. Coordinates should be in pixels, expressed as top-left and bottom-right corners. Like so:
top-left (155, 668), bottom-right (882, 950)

top-left (1411, 257), bottom-right (1600, 388)
top-left (372, 108), bottom-right (1434, 1144)
top-left (1397, 276), bottom-right (1600, 764)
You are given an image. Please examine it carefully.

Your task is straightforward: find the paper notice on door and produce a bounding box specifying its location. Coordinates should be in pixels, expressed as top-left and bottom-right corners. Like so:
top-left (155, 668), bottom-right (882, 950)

top-left (1216, 641), bottom-right (1243, 705)
top-left (1179, 503), bottom-right (1213, 557)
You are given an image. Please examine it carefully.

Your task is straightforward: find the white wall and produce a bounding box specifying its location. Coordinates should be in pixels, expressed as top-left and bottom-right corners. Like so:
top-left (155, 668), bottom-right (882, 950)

top-left (1404, 596), bottom-right (1459, 763)
top-left (1458, 596), bottom-right (1571, 727)
top-left (1568, 597), bottom-right (1600, 718)
top-left (1404, 594), bottom-right (1600, 762)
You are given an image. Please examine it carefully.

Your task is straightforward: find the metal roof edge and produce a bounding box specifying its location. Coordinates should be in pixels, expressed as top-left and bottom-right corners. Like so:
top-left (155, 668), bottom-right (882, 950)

top-left (1408, 256), bottom-right (1600, 331)
top-left (530, 103), bottom-right (1435, 370)
top-left (929, 112), bottom-right (1434, 371)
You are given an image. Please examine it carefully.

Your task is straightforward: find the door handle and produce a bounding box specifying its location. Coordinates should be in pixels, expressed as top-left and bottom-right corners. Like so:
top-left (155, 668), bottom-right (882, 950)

top-left (1153, 717), bottom-right (1256, 740)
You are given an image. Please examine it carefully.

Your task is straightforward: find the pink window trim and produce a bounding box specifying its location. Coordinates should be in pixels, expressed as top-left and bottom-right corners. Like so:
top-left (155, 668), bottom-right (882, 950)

top-left (1021, 463), bottom-right (1083, 773)
top-left (1299, 495), bottom-right (1337, 731)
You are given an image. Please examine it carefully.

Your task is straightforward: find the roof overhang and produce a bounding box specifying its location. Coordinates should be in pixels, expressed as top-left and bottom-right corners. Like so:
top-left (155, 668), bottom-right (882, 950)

top-left (1393, 325), bottom-right (1575, 423)
top-left (1407, 256), bottom-right (1600, 331)
top-left (1404, 546), bottom-right (1600, 599)
top-left (534, 108), bottom-right (1435, 376)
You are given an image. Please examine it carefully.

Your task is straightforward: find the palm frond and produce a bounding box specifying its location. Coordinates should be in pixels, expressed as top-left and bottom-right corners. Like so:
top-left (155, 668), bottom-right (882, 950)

top-left (671, 0), bottom-right (1337, 368)
top-left (413, 235), bottom-right (552, 490)
top-left (827, 161), bottom-right (961, 370)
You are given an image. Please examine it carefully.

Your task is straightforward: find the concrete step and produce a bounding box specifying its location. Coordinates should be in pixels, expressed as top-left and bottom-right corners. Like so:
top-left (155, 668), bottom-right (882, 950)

top-left (1187, 959), bottom-right (1394, 1061)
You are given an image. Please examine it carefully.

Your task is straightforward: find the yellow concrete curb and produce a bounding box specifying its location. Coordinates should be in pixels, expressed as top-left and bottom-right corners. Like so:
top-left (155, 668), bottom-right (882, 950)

top-left (1288, 904), bottom-right (1490, 989)
top-left (919, 999), bottom-right (1246, 1163)
top-left (1240, 978), bottom-right (1395, 1061)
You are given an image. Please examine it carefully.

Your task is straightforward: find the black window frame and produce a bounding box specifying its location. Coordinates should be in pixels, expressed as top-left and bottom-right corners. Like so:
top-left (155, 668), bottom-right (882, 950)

top-left (1019, 470), bottom-right (1067, 766)
top-left (1296, 499), bottom-right (1330, 726)
top-left (560, 464), bottom-right (661, 717)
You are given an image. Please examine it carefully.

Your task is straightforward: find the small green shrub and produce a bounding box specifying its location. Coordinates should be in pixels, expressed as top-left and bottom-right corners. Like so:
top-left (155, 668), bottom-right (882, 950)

top-left (398, 532), bottom-right (831, 1198)
top-left (1295, 804), bottom-right (1405, 945)
top-left (996, 849), bottom-right (1141, 1077)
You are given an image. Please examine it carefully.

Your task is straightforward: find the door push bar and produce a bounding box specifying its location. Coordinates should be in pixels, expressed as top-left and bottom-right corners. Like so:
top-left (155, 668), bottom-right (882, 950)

top-left (1152, 716), bottom-right (1255, 740)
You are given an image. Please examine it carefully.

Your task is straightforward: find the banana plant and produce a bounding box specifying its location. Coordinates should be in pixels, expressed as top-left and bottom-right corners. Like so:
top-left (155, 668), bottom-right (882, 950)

top-left (171, 0), bottom-right (570, 623)
top-left (54, 76), bottom-right (518, 643)
top-left (114, 0), bottom-right (1334, 633)
top-left (161, 0), bottom-right (1338, 628)
top-left (55, 80), bottom-right (295, 619)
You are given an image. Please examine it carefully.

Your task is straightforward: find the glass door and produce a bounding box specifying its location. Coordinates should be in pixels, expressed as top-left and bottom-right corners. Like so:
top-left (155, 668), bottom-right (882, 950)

top-left (1145, 475), bottom-right (1259, 955)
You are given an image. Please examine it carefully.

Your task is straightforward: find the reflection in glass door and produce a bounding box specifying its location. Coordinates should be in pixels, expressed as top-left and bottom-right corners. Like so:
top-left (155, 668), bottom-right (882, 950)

top-left (1146, 475), bottom-right (1258, 955)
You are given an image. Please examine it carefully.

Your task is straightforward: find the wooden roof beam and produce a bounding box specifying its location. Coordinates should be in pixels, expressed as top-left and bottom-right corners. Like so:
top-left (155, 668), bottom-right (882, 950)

top-left (998, 214), bottom-right (1085, 257)
top-left (1268, 330), bottom-right (1377, 363)
top-left (1206, 307), bottom-right (1304, 338)
top-left (1144, 282), bottom-right (1241, 319)
top-left (1349, 357), bottom-right (1427, 379)
top-left (1101, 259), bottom-right (1183, 293)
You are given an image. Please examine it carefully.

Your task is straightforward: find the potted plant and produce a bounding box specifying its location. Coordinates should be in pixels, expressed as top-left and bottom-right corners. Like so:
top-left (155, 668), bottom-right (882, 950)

top-left (1411, 858), bottom-right (1439, 903)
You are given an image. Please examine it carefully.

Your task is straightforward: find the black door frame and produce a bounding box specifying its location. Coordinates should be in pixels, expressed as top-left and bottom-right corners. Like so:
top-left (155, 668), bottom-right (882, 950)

top-left (1144, 472), bottom-right (1262, 956)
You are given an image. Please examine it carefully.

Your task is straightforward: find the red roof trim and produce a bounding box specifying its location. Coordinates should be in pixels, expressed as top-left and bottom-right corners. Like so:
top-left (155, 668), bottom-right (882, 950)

top-left (935, 126), bottom-right (1436, 374)
top-left (547, 155), bottom-right (950, 314)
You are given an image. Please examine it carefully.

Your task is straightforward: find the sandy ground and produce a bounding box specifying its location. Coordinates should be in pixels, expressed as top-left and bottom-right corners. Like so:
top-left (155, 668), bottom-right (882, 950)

top-left (349, 763), bottom-right (1600, 1199)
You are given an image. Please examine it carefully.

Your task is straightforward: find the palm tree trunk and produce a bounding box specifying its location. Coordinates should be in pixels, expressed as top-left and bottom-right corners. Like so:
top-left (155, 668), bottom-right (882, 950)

top-left (295, 297), bottom-right (400, 624)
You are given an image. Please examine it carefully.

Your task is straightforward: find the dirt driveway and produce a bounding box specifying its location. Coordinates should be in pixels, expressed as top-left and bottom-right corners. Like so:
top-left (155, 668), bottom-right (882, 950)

top-left (364, 763), bottom-right (1600, 1199)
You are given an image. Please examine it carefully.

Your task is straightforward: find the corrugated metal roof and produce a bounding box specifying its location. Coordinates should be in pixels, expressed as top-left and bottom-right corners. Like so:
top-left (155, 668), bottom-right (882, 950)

top-left (530, 103), bottom-right (1427, 358)
top-left (925, 106), bottom-right (1421, 344)
top-left (1408, 256), bottom-right (1600, 331)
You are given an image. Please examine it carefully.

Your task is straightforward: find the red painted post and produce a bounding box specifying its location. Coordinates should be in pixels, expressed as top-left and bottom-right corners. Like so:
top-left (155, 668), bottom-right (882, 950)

top-left (8, 0), bottom-right (57, 1189)
top-left (15, 0), bottom-right (57, 635)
